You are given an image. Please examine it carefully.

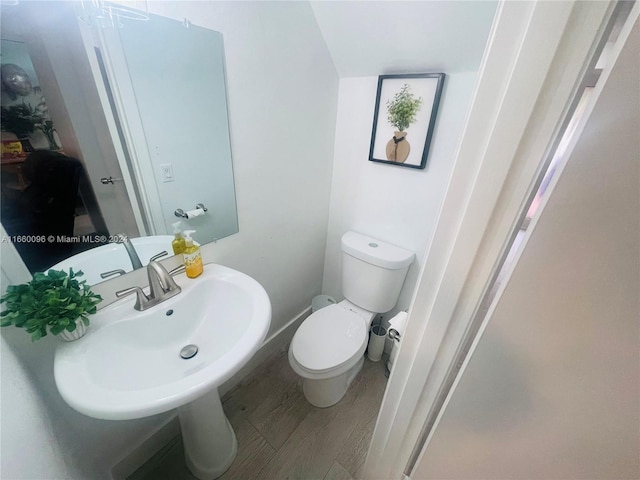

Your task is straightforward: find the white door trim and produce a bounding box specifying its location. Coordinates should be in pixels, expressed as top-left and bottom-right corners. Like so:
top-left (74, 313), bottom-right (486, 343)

top-left (363, 1), bottom-right (615, 479)
top-left (79, 22), bottom-right (166, 236)
top-left (410, 7), bottom-right (639, 476)
top-left (76, 22), bottom-right (149, 237)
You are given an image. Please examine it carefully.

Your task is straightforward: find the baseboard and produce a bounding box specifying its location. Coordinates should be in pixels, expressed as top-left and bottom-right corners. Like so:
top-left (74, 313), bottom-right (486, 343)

top-left (110, 306), bottom-right (311, 478)
top-left (219, 305), bottom-right (311, 396)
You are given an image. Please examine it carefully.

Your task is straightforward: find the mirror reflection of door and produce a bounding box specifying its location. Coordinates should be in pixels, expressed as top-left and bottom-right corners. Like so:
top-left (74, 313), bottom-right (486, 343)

top-left (0, 39), bottom-right (111, 272)
top-left (1, 2), bottom-right (140, 274)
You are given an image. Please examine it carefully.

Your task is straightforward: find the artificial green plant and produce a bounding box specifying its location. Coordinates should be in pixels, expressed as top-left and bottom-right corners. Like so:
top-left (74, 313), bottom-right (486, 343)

top-left (0, 269), bottom-right (102, 341)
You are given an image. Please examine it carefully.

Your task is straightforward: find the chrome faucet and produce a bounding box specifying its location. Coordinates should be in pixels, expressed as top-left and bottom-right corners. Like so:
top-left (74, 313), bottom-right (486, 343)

top-left (116, 261), bottom-right (182, 311)
top-left (147, 261), bottom-right (181, 300)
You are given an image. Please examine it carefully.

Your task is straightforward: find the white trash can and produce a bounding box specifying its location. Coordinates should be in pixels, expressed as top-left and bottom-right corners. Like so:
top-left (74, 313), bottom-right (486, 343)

top-left (367, 324), bottom-right (387, 362)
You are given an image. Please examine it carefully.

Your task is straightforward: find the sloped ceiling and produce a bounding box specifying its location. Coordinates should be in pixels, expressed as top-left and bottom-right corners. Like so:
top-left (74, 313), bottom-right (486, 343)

top-left (310, 1), bottom-right (498, 77)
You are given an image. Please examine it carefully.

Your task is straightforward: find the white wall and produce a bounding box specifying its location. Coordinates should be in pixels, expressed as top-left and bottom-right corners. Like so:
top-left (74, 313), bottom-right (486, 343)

top-left (0, 335), bottom-right (76, 480)
top-left (146, 1), bottom-right (339, 339)
top-left (415, 14), bottom-right (640, 479)
top-left (310, 1), bottom-right (497, 77)
top-left (0, 2), bottom-right (338, 478)
top-left (322, 73), bottom-right (477, 325)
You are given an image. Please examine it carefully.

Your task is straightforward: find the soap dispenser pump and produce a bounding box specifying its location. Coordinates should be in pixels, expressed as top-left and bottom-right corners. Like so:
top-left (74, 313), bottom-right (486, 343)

top-left (182, 230), bottom-right (203, 278)
top-left (171, 222), bottom-right (186, 255)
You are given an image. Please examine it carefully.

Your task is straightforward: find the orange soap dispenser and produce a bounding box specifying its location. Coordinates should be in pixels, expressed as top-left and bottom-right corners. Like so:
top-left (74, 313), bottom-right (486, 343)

top-left (182, 230), bottom-right (203, 278)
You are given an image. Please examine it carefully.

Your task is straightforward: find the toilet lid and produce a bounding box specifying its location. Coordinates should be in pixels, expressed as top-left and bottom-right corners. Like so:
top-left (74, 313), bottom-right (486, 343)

top-left (291, 304), bottom-right (367, 372)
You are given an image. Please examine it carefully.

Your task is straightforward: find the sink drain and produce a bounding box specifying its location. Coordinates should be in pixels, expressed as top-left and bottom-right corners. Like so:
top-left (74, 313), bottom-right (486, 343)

top-left (180, 344), bottom-right (198, 359)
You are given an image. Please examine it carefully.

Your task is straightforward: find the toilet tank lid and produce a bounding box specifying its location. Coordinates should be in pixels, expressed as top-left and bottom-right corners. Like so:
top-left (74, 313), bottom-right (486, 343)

top-left (341, 231), bottom-right (414, 269)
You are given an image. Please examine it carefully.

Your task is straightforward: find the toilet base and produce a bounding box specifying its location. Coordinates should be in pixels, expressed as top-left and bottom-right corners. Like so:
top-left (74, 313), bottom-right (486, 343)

top-left (302, 356), bottom-right (364, 407)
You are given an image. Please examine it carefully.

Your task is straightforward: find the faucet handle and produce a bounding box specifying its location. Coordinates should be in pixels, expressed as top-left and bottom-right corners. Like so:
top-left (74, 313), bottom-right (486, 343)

top-left (116, 286), bottom-right (149, 311)
top-left (150, 251), bottom-right (169, 262)
top-left (100, 269), bottom-right (126, 279)
top-left (168, 264), bottom-right (186, 276)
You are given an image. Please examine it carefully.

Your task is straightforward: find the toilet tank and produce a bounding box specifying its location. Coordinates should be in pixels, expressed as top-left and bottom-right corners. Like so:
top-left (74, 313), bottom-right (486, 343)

top-left (341, 231), bottom-right (414, 313)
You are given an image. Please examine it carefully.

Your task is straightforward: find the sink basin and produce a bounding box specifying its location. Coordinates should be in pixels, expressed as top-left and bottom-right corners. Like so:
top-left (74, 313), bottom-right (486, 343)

top-left (54, 264), bottom-right (271, 479)
top-left (55, 263), bottom-right (270, 419)
top-left (50, 235), bottom-right (174, 285)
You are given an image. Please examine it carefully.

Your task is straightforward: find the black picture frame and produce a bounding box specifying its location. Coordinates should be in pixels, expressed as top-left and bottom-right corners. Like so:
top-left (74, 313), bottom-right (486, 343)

top-left (368, 73), bottom-right (445, 170)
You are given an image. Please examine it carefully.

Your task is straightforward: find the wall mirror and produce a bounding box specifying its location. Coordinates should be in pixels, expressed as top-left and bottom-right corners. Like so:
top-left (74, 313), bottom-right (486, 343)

top-left (0, 1), bottom-right (239, 284)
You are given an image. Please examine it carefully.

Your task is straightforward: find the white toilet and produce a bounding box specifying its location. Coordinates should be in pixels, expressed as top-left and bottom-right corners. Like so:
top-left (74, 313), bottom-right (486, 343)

top-left (289, 231), bottom-right (414, 407)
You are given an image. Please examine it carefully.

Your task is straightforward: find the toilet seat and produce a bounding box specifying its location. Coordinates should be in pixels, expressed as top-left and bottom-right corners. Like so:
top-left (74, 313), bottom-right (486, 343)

top-left (291, 304), bottom-right (367, 374)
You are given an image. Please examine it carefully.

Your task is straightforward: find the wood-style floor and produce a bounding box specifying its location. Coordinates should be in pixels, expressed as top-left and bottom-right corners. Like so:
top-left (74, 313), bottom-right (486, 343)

top-left (128, 351), bottom-right (388, 480)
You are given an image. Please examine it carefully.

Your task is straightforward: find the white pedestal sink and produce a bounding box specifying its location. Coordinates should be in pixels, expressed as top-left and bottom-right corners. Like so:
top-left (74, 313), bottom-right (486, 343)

top-left (54, 264), bottom-right (271, 479)
top-left (178, 388), bottom-right (237, 478)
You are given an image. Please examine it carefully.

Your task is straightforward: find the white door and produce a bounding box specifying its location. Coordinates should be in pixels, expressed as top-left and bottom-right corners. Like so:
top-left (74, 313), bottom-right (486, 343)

top-left (411, 7), bottom-right (639, 480)
top-left (364, 2), bottom-right (634, 478)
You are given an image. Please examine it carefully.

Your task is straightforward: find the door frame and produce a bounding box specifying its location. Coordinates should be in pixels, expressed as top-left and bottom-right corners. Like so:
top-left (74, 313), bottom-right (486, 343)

top-left (363, 1), bottom-right (619, 478)
top-left (76, 20), bottom-right (157, 236)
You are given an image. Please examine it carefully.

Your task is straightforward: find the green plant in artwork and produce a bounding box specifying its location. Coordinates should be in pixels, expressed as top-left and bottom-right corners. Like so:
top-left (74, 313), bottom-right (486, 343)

top-left (386, 84), bottom-right (423, 132)
top-left (0, 269), bottom-right (102, 341)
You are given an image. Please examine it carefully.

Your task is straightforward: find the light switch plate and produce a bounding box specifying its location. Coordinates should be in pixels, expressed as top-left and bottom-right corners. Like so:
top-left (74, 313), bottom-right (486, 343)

top-left (160, 163), bottom-right (174, 182)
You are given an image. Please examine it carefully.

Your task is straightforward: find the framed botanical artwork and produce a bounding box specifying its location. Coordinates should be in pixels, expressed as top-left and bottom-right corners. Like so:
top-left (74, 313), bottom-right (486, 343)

top-left (368, 73), bottom-right (445, 169)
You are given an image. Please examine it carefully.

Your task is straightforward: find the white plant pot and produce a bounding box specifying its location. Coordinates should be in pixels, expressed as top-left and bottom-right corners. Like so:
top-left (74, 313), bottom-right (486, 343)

top-left (57, 319), bottom-right (87, 342)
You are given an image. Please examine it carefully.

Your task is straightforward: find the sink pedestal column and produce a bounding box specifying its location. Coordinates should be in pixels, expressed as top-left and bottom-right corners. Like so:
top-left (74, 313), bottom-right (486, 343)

top-left (177, 388), bottom-right (238, 479)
